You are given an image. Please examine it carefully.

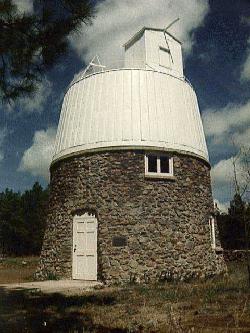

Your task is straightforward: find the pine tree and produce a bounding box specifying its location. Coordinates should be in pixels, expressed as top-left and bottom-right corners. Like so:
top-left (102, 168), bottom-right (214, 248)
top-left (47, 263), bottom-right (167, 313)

top-left (0, 182), bottom-right (49, 256)
top-left (0, 0), bottom-right (95, 101)
top-left (21, 182), bottom-right (49, 254)
top-left (0, 189), bottom-right (24, 255)
top-left (228, 193), bottom-right (246, 249)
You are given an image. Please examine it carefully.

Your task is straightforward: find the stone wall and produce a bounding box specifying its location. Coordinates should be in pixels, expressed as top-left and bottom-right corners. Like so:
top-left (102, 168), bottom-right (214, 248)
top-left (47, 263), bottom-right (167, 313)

top-left (36, 150), bottom-right (226, 283)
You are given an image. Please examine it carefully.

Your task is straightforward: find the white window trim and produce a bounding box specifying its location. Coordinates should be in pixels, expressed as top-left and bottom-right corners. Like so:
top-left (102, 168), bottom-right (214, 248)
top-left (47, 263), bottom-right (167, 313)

top-left (209, 216), bottom-right (216, 250)
top-left (145, 154), bottom-right (174, 179)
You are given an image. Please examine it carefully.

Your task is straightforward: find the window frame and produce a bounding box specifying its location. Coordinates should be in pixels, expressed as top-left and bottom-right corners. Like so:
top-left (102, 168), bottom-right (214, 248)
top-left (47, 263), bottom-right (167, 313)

top-left (159, 46), bottom-right (171, 69)
top-left (145, 154), bottom-right (174, 179)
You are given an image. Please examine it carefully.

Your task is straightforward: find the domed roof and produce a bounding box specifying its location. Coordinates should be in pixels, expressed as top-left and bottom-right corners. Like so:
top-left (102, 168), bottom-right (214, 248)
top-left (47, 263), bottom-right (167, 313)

top-left (52, 28), bottom-right (209, 165)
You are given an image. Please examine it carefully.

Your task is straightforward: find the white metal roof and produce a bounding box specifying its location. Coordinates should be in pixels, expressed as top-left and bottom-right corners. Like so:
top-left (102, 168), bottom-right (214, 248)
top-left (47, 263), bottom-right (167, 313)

top-left (52, 68), bottom-right (209, 164)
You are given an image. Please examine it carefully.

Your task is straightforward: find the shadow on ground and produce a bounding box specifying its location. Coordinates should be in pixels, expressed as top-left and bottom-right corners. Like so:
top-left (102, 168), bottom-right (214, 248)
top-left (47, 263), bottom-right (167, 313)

top-left (0, 287), bottom-right (126, 333)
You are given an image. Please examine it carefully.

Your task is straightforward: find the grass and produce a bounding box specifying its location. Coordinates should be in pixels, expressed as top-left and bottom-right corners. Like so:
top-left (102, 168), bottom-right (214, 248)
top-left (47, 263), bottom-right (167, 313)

top-left (0, 261), bottom-right (249, 332)
top-left (0, 256), bottom-right (39, 283)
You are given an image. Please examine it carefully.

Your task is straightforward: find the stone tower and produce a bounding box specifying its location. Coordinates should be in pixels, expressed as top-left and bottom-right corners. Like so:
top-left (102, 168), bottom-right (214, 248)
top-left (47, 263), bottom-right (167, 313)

top-left (37, 27), bottom-right (225, 283)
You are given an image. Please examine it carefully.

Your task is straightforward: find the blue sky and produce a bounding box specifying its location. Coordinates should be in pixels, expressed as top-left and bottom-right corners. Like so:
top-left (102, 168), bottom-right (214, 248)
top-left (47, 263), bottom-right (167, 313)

top-left (0, 0), bottom-right (250, 211)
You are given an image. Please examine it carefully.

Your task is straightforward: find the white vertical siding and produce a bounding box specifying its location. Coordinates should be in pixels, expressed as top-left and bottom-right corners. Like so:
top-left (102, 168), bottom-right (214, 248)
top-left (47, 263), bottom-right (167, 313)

top-left (131, 70), bottom-right (142, 141)
top-left (139, 70), bottom-right (150, 141)
top-left (147, 71), bottom-right (158, 142)
top-left (122, 70), bottom-right (132, 140)
top-left (53, 69), bottom-right (209, 163)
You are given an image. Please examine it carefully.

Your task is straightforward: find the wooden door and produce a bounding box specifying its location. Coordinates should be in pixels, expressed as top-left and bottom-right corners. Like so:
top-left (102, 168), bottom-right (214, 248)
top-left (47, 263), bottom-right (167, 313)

top-left (72, 213), bottom-right (97, 280)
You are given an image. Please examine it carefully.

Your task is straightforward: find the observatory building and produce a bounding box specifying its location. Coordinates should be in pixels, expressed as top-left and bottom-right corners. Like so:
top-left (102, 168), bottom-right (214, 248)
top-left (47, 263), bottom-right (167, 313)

top-left (38, 27), bottom-right (224, 283)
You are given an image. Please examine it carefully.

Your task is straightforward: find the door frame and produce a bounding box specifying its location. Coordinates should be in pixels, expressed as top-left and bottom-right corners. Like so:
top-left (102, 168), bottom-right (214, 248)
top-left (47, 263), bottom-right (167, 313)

top-left (72, 212), bottom-right (98, 280)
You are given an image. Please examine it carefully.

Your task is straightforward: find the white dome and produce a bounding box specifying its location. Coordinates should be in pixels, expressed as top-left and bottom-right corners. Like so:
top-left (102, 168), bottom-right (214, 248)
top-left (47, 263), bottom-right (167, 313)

top-left (52, 68), bottom-right (209, 164)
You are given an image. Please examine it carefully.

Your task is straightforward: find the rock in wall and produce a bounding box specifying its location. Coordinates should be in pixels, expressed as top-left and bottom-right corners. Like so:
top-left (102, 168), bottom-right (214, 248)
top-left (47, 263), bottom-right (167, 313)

top-left (36, 150), bottom-right (226, 283)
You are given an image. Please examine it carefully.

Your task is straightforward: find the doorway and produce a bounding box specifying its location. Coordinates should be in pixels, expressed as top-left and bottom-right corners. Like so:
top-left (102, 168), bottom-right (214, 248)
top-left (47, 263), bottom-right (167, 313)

top-left (72, 213), bottom-right (97, 280)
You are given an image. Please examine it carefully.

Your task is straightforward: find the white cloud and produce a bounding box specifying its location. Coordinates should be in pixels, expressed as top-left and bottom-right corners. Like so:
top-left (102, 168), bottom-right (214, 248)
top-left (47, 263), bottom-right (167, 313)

top-left (202, 100), bottom-right (250, 204)
top-left (0, 128), bottom-right (8, 163)
top-left (241, 16), bottom-right (250, 26)
top-left (211, 154), bottom-right (250, 204)
top-left (18, 127), bottom-right (57, 180)
top-left (211, 157), bottom-right (235, 187)
top-left (241, 52), bottom-right (250, 81)
top-left (240, 38), bottom-right (250, 81)
top-left (234, 127), bottom-right (250, 148)
top-left (71, 0), bottom-right (209, 66)
top-left (7, 79), bottom-right (53, 113)
top-left (203, 101), bottom-right (250, 138)
top-left (13, 0), bottom-right (33, 13)
top-left (202, 100), bottom-right (250, 160)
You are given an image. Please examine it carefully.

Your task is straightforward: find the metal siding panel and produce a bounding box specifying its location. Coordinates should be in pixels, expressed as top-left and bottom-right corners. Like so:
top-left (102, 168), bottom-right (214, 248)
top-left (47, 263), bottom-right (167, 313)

top-left (98, 73), bottom-right (108, 142)
top-left (150, 72), bottom-right (159, 141)
top-left (112, 71), bottom-right (119, 141)
top-left (148, 71), bottom-right (159, 142)
top-left (114, 71), bottom-right (123, 141)
top-left (140, 71), bottom-right (150, 140)
top-left (95, 73), bottom-right (104, 143)
top-left (91, 75), bottom-right (101, 144)
top-left (79, 78), bottom-right (92, 144)
top-left (171, 79), bottom-right (179, 145)
top-left (189, 88), bottom-right (202, 151)
top-left (105, 72), bottom-right (116, 142)
top-left (178, 80), bottom-right (189, 146)
top-left (55, 93), bottom-right (68, 154)
top-left (57, 92), bottom-right (70, 152)
top-left (183, 84), bottom-right (195, 148)
top-left (88, 76), bottom-right (97, 142)
top-left (131, 70), bottom-right (141, 141)
top-left (180, 82), bottom-right (192, 147)
top-left (65, 86), bottom-right (78, 149)
top-left (88, 74), bottom-right (98, 143)
top-left (167, 77), bottom-right (177, 145)
top-left (190, 87), bottom-right (202, 150)
top-left (62, 88), bottom-right (75, 150)
top-left (177, 79), bottom-right (189, 146)
top-left (154, 73), bottom-right (165, 142)
top-left (122, 70), bottom-right (132, 140)
top-left (161, 75), bottom-right (173, 144)
top-left (53, 69), bottom-right (208, 163)
top-left (73, 80), bottom-right (86, 146)
top-left (192, 91), bottom-right (208, 154)
top-left (69, 83), bottom-right (81, 148)
top-left (146, 71), bottom-right (157, 141)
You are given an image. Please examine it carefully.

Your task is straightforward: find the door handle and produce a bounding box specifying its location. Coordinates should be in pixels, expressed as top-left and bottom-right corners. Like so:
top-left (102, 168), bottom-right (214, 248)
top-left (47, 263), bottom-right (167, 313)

top-left (74, 245), bottom-right (77, 253)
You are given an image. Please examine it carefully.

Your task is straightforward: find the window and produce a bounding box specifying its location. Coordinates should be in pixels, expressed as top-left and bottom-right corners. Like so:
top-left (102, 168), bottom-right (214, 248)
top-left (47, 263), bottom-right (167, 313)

top-left (145, 154), bottom-right (174, 178)
top-left (148, 155), bottom-right (157, 173)
top-left (159, 46), bottom-right (171, 68)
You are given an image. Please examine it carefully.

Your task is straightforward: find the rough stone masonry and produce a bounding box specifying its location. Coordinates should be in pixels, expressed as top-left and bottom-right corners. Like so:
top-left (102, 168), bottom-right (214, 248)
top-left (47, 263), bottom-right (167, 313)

top-left (36, 150), bottom-right (225, 284)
